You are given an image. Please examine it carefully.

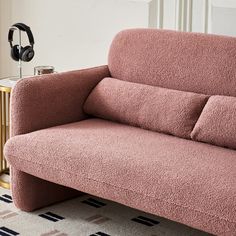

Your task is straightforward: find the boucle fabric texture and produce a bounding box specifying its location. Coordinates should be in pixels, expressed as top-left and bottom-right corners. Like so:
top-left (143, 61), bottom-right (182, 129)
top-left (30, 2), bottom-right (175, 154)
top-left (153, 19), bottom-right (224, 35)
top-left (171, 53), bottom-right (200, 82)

top-left (84, 77), bottom-right (209, 139)
top-left (108, 29), bottom-right (236, 96)
top-left (10, 65), bottom-right (110, 136)
top-left (4, 119), bottom-right (236, 236)
top-left (5, 29), bottom-right (236, 236)
top-left (8, 66), bottom-right (110, 210)
top-left (191, 95), bottom-right (236, 149)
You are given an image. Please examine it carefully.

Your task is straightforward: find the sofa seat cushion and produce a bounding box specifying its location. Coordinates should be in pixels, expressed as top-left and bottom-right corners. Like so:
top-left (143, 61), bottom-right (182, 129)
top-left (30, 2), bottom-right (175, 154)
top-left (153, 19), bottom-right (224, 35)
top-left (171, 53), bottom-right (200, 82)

top-left (4, 118), bottom-right (236, 235)
top-left (84, 78), bottom-right (208, 139)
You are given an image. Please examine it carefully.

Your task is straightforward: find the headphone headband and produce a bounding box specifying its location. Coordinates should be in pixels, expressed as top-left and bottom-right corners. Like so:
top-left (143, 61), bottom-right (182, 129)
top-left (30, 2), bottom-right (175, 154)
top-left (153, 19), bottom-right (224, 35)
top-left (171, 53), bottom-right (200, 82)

top-left (8, 23), bottom-right (35, 47)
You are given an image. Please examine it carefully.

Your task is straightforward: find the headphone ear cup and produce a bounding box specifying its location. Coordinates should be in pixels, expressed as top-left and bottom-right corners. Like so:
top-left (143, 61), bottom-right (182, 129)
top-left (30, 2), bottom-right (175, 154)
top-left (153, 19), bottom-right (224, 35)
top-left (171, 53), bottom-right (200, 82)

top-left (20, 46), bottom-right (35, 62)
top-left (11, 45), bottom-right (21, 61)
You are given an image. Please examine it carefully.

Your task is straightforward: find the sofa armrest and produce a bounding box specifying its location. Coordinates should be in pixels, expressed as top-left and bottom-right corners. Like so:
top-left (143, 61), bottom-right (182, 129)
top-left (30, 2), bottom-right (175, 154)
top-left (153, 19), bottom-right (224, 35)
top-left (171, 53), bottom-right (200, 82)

top-left (11, 65), bottom-right (110, 136)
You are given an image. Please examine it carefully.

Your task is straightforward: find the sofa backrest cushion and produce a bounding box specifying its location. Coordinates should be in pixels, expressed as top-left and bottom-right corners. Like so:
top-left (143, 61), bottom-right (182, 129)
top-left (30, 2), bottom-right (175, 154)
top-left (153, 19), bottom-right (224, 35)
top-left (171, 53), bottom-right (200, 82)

top-left (191, 96), bottom-right (236, 149)
top-left (84, 77), bottom-right (209, 139)
top-left (108, 29), bottom-right (236, 96)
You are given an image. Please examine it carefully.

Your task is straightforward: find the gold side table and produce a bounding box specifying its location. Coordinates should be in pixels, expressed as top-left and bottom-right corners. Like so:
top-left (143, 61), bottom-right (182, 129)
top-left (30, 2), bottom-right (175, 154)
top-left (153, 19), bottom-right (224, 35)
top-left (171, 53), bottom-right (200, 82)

top-left (0, 78), bottom-right (18, 189)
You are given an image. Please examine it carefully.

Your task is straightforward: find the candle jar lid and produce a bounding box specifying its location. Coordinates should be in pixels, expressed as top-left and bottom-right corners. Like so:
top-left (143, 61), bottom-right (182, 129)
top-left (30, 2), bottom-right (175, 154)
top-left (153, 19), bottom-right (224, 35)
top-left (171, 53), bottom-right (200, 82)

top-left (34, 66), bottom-right (55, 75)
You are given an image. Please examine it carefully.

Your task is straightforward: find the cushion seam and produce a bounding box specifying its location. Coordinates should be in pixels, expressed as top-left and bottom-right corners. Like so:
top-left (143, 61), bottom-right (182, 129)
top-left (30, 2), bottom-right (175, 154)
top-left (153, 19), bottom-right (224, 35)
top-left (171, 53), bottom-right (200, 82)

top-left (8, 154), bottom-right (236, 225)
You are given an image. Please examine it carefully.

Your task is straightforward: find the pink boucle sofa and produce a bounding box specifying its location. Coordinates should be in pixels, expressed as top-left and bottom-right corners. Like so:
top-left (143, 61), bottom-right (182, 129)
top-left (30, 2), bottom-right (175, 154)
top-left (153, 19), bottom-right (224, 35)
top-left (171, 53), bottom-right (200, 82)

top-left (4, 29), bottom-right (236, 235)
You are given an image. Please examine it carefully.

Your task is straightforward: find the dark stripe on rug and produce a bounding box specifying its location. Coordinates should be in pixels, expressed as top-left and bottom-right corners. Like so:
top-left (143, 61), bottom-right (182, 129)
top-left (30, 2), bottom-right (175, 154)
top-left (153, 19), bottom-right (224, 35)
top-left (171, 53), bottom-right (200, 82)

top-left (2, 195), bottom-right (12, 200)
top-left (39, 214), bottom-right (59, 222)
top-left (82, 200), bottom-right (102, 208)
top-left (0, 231), bottom-right (10, 236)
top-left (131, 218), bottom-right (154, 226)
top-left (45, 212), bottom-right (65, 220)
top-left (90, 232), bottom-right (110, 236)
top-left (0, 197), bottom-right (12, 203)
top-left (87, 198), bottom-right (106, 206)
top-left (96, 232), bottom-right (110, 236)
top-left (137, 216), bottom-right (160, 225)
top-left (0, 226), bottom-right (19, 235)
top-left (82, 198), bottom-right (106, 208)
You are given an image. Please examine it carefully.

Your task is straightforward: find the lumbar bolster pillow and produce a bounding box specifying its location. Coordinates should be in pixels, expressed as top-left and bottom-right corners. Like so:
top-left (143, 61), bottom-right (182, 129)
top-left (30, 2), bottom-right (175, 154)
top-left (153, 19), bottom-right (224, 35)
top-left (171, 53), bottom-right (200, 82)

top-left (84, 77), bottom-right (209, 139)
top-left (191, 95), bottom-right (236, 149)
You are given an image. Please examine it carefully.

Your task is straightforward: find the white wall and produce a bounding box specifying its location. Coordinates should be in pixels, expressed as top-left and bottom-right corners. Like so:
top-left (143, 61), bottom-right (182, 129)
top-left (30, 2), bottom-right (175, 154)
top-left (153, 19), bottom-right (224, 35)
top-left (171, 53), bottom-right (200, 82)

top-left (0, 0), bottom-right (155, 77)
top-left (1, 0), bottom-right (236, 78)
top-left (0, 0), bottom-right (12, 77)
top-left (211, 0), bottom-right (236, 36)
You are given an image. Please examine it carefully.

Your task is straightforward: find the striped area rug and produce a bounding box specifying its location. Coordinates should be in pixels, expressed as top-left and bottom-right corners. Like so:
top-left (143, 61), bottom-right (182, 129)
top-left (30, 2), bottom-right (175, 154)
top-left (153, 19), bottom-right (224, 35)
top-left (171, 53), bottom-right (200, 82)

top-left (0, 187), bottom-right (212, 236)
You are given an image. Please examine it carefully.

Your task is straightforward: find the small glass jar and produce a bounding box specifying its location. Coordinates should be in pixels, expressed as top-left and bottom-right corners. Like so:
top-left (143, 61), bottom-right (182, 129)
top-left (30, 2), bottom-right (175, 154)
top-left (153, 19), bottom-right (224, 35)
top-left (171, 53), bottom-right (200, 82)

top-left (34, 66), bottom-right (55, 75)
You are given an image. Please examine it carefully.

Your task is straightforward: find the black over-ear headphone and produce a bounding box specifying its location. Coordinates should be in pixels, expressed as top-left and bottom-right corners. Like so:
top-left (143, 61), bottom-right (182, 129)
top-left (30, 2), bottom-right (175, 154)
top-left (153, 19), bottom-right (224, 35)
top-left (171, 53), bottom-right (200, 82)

top-left (8, 23), bottom-right (35, 62)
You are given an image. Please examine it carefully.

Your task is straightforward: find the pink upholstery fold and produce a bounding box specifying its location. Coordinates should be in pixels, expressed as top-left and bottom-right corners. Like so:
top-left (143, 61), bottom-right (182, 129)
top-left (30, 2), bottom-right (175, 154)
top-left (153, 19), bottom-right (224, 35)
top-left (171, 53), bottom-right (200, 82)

top-left (5, 119), bottom-right (236, 235)
top-left (84, 77), bottom-right (208, 139)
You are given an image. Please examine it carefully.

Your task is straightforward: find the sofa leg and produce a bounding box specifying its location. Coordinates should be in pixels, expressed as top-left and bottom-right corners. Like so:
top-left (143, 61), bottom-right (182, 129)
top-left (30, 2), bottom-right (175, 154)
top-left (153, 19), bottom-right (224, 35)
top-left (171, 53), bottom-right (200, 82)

top-left (10, 168), bottom-right (81, 212)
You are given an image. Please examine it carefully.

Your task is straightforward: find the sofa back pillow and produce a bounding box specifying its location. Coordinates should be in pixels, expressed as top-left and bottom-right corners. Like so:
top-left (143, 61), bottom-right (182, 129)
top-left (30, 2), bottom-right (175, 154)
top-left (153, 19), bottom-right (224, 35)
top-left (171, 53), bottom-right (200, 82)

top-left (191, 95), bottom-right (236, 149)
top-left (84, 78), bottom-right (208, 139)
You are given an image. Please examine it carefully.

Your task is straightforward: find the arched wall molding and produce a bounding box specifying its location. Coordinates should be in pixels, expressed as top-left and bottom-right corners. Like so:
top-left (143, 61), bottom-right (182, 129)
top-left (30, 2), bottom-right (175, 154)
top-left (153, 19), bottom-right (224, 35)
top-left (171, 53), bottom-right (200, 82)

top-left (150, 0), bottom-right (235, 35)
top-left (149, 0), bottom-right (210, 33)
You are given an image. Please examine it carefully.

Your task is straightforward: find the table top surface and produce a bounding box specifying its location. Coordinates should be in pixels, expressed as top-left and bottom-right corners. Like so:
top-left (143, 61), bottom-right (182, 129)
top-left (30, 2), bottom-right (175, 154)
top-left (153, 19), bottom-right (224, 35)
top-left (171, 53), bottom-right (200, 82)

top-left (0, 77), bottom-right (19, 88)
top-left (0, 76), bottom-right (32, 88)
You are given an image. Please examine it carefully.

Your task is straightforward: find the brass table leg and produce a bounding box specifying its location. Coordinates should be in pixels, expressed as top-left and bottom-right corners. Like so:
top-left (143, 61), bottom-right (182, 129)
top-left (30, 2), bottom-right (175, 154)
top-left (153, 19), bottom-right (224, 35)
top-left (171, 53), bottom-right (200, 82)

top-left (0, 168), bottom-right (10, 189)
top-left (0, 87), bottom-right (11, 189)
